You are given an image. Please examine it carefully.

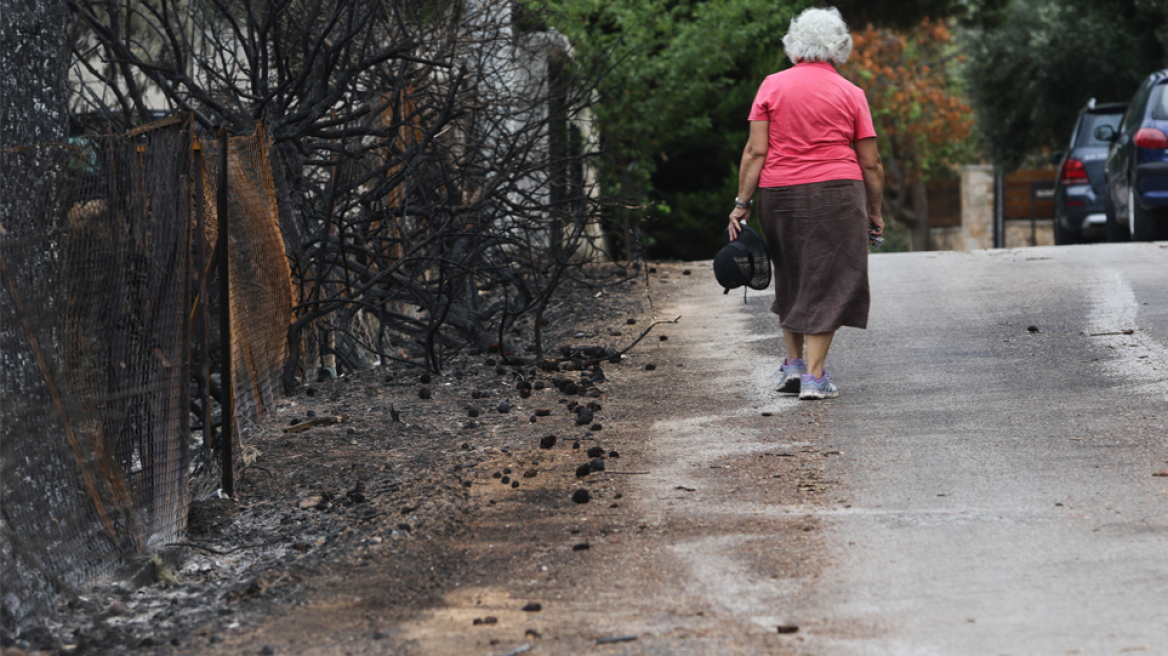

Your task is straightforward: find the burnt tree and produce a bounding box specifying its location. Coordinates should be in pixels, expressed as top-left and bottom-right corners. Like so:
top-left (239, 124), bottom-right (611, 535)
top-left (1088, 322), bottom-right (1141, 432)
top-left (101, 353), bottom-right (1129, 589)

top-left (69, 0), bottom-right (608, 382)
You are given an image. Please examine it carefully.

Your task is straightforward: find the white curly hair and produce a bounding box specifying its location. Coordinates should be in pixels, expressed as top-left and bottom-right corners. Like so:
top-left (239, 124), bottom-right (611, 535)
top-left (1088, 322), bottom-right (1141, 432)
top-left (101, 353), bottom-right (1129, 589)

top-left (782, 7), bottom-right (853, 65)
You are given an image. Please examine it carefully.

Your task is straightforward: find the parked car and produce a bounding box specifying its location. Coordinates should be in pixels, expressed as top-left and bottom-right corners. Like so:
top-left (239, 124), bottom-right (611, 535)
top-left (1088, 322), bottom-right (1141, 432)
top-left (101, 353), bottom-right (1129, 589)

top-left (1101, 68), bottom-right (1168, 241)
top-left (1051, 99), bottom-right (1126, 244)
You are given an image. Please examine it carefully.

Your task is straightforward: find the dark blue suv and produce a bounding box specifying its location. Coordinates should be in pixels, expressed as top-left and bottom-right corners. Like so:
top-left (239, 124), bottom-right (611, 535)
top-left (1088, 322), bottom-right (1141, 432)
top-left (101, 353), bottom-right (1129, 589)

top-left (1102, 68), bottom-right (1168, 241)
top-left (1052, 100), bottom-right (1126, 244)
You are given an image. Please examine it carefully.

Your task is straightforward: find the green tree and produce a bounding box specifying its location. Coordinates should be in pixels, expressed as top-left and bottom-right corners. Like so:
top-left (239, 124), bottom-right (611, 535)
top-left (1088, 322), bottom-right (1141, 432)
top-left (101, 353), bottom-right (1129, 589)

top-left (963, 0), bottom-right (1168, 170)
top-left (645, 36), bottom-right (796, 260)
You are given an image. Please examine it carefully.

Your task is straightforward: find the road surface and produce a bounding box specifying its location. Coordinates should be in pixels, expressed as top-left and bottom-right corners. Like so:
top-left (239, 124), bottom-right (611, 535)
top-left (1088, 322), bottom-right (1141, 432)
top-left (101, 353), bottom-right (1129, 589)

top-left (644, 242), bottom-right (1168, 654)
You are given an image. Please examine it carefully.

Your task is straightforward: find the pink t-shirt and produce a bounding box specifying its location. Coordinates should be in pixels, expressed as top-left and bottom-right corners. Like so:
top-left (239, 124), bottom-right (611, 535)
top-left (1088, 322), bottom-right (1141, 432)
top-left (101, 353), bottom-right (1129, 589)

top-left (748, 61), bottom-right (876, 187)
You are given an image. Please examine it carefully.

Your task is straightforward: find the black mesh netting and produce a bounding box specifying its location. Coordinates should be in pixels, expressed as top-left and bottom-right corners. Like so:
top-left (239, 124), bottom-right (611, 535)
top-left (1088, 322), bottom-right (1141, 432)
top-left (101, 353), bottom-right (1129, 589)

top-left (0, 117), bottom-right (295, 632)
top-left (1, 120), bottom-right (193, 629)
top-left (196, 126), bottom-right (294, 466)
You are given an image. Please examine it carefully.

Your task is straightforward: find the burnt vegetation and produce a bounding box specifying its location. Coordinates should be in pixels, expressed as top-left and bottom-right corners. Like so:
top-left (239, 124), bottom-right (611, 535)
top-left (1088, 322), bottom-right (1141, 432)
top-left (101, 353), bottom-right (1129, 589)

top-left (69, 0), bottom-right (618, 381)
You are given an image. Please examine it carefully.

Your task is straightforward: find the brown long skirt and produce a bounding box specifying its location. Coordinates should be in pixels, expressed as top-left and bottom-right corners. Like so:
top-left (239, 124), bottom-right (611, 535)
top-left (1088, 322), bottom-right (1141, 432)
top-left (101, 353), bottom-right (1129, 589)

top-left (756, 179), bottom-right (870, 334)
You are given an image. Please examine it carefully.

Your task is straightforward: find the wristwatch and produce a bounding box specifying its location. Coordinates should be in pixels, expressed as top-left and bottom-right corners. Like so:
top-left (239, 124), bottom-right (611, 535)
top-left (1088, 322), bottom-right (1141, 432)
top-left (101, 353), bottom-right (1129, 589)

top-left (733, 197), bottom-right (751, 209)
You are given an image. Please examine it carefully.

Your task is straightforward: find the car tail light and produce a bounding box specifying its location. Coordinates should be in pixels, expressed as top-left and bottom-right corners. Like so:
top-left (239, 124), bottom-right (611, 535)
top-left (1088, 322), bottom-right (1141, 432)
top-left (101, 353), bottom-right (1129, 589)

top-left (1134, 127), bottom-right (1168, 149)
top-left (1060, 158), bottom-right (1089, 185)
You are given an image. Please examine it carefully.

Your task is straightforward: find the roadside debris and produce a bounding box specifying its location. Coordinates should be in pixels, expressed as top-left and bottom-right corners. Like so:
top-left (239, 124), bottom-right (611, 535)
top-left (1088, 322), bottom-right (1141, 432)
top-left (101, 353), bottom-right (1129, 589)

top-left (596, 635), bottom-right (638, 644)
top-left (283, 416), bottom-right (346, 433)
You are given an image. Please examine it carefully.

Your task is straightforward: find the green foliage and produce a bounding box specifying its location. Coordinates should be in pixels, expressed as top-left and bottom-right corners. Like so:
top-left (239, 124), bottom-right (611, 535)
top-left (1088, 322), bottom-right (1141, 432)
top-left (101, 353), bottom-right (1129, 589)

top-left (646, 43), bottom-right (792, 261)
top-left (962, 0), bottom-right (1168, 171)
top-left (558, 0), bottom-right (799, 151)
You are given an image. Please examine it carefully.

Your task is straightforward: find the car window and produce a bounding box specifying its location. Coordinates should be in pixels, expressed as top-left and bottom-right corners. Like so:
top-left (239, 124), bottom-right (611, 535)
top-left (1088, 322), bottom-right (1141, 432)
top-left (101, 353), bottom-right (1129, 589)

top-left (1076, 112), bottom-right (1124, 146)
top-left (1152, 83), bottom-right (1168, 120)
top-left (1122, 78), bottom-right (1157, 133)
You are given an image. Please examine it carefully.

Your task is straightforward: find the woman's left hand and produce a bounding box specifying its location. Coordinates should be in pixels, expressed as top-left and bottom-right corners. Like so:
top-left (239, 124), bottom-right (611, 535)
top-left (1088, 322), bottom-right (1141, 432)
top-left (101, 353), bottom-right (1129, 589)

top-left (868, 212), bottom-right (885, 236)
top-left (728, 206), bottom-right (750, 240)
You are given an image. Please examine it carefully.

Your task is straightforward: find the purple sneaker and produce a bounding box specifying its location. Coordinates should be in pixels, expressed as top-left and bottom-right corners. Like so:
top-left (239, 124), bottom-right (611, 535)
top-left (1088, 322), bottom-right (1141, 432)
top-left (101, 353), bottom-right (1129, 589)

top-left (775, 358), bottom-right (806, 393)
top-left (799, 372), bottom-right (839, 400)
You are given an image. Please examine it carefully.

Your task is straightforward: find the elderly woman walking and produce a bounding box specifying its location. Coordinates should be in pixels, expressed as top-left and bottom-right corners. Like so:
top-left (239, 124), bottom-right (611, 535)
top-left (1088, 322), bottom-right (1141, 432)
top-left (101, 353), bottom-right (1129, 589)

top-left (727, 6), bottom-right (884, 400)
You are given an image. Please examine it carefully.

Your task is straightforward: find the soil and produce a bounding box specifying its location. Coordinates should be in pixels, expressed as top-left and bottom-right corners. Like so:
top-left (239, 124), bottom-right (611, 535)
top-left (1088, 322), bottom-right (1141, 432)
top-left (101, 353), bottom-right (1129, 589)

top-left (6, 262), bottom-right (836, 656)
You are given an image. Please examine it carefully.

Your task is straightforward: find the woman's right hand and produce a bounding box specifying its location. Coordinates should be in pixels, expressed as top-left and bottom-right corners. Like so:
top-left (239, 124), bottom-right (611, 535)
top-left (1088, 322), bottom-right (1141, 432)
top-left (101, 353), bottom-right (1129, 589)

top-left (728, 207), bottom-right (750, 240)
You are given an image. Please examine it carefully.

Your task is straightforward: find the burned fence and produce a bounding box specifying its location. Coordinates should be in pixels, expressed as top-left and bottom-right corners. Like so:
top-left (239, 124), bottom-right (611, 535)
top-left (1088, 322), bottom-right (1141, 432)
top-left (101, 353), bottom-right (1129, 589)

top-left (1, 120), bottom-right (193, 629)
top-left (195, 127), bottom-right (295, 481)
top-left (0, 117), bottom-right (293, 631)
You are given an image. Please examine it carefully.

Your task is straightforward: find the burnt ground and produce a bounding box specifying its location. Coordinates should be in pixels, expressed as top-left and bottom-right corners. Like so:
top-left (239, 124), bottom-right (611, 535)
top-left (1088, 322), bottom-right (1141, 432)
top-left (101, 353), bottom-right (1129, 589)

top-left (6, 261), bottom-right (838, 656)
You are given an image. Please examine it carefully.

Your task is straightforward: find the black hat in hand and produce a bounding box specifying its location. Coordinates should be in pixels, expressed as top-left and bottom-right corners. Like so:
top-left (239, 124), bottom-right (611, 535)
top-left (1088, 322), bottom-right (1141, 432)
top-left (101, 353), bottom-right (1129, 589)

top-left (713, 222), bottom-right (771, 294)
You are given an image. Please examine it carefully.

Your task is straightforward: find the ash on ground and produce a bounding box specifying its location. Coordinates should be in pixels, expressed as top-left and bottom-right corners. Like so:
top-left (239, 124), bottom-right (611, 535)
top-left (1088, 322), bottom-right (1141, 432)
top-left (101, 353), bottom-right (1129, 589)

top-left (14, 263), bottom-right (681, 656)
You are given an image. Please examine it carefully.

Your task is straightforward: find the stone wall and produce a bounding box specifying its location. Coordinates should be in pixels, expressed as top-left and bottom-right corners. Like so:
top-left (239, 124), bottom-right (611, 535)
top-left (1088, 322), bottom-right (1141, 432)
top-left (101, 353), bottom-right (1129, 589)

top-left (1005, 219), bottom-right (1054, 248)
top-left (929, 226), bottom-right (963, 251)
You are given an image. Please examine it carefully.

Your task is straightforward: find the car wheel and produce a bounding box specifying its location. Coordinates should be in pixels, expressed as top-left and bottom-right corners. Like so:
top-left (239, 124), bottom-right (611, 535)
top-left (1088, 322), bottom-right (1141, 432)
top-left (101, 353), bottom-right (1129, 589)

top-left (1053, 217), bottom-right (1078, 245)
top-left (1105, 190), bottom-right (1129, 242)
top-left (1130, 186), bottom-right (1168, 241)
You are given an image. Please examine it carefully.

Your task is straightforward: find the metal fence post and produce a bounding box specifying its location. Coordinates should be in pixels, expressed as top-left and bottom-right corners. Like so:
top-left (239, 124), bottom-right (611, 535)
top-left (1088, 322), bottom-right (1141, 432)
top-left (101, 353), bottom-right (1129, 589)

top-left (193, 141), bottom-right (212, 459)
top-left (216, 127), bottom-right (235, 497)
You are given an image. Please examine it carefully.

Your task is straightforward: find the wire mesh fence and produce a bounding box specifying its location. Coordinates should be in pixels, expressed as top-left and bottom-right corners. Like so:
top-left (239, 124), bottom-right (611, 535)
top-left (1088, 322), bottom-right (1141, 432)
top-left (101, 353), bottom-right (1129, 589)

top-left (1, 119), bottom-right (193, 629)
top-left (195, 127), bottom-right (294, 479)
top-left (0, 116), bottom-right (295, 632)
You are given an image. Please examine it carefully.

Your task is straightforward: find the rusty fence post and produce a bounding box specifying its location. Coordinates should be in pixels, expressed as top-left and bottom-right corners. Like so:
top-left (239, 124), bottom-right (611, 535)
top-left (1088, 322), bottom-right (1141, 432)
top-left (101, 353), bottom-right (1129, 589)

top-left (193, 140), bottom-right (213, 460)
top-left (216, 127), bottom-right (235, 497)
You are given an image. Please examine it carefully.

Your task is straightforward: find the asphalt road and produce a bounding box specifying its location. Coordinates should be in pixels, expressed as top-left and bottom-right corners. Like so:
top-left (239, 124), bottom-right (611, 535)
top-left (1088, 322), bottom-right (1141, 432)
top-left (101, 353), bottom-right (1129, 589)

top-left (767, 243), bottom-right (1168, 653)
